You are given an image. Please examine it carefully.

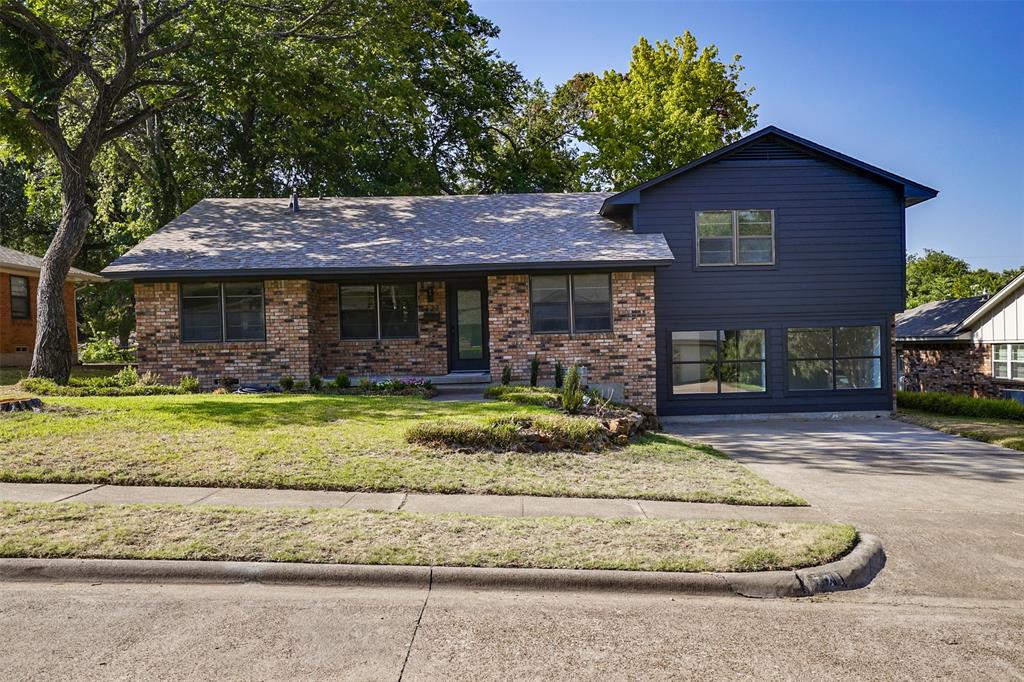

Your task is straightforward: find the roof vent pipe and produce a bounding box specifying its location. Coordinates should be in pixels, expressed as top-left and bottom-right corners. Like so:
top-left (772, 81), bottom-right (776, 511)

top-left (289, 188), bottom-right (299, 213)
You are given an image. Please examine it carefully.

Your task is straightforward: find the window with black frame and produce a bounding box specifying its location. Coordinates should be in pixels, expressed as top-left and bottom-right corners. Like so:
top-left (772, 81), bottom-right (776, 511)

top-left (339, 283), bottom-right (417, 339)
top-left (529, 274), bottom-right (611, 333)
top-left (671, 329), bottom-right (766, 395)
top-left (787, 326), bottom-right (882, 390)
top-left (180, 282), bottom-right (265, 343)
top-left (9, 275), bottom-right (29, 319)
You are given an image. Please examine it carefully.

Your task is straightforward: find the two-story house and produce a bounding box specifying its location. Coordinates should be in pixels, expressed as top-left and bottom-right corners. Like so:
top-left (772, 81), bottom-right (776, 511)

top-left (102, 126), bottom-right (937, 415)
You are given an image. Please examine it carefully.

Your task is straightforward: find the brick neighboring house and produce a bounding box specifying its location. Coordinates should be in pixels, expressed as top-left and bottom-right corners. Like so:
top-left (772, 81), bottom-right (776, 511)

top-left (897, 271), bottom-right (1024, 399)
top-left (103, 126), bottom-right (939, 415)
top-left (0, 245), bottom-right (106, 368)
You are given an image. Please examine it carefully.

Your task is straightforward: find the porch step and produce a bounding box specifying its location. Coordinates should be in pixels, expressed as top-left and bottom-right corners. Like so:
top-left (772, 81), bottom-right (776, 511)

top-left (429, 372), bottom-right (491, 386)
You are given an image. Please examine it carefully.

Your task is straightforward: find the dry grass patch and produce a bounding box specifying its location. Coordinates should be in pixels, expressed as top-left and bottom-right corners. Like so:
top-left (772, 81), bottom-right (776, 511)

top-left (897, 410), bottom-right (1024, 452)
top-left (0, 502), bottom-right (856, 572)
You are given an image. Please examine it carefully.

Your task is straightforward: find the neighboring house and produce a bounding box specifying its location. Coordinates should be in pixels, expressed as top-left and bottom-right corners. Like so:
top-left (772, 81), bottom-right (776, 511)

top-left (0, 245), bottom-right (106, 367)
top-left (102, 126), bottom-right (937, 415)
top-left (898, 271), bottom-right (1024, 398)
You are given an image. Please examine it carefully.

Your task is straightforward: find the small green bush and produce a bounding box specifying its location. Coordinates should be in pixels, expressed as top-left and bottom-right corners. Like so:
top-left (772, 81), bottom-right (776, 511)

top-left (501, 364), bottom-right (512, 385)
top-left (483, 384), bottom-right (560, 406)
top-left (78, 335), bottom-right (136, 364)
top-left (294, 380), bottom-right (307, 392)
top-left (898, 390), bottom-right (1024, 422)
top-left (112, 366), bottom-right (139, 388)
top-left (309, 375), bottom-right (323, 392)
top-left (561, 364), bottom-right (584, 414)
top-left (332, 373), bottom-right (351, 389)
top-left (530, 356), bottom-right (541, 387)
top-left (279, 376), bottom-right (295, 392)
top-left (179, 375), bottom-right (201, 393)
top-left (554, 361), bottom-right (564, 389)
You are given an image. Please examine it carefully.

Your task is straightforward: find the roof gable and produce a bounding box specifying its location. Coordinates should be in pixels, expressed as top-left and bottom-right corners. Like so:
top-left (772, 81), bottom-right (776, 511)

top-left (600, 126), bottom-right (939, 217)
top-left (959, 271), bottom-right (1024, 331)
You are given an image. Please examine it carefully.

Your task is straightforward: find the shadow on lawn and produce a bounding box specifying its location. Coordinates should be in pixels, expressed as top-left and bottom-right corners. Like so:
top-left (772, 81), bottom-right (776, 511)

top-left (144, 394), bottom-right (526, 428)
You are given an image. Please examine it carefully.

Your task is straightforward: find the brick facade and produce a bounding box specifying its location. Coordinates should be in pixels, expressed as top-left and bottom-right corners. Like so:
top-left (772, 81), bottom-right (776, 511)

top-left (135, 279), bottom-right (312, 388)
top-left (487, 271), bottom-right (657, 409)
top-left (310, 281), bottom-right (448, 377)
top-left (0, 272), bottom-right (78, 367)
top-left (898, 342), bottom-right (1000, 398)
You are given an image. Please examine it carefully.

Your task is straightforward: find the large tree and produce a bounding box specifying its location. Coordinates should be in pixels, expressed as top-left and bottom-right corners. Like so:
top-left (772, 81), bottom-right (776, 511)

top-left (579, 31), bottom-right (758, 190)
top-left (905, 249), bottom-right (1022, 308)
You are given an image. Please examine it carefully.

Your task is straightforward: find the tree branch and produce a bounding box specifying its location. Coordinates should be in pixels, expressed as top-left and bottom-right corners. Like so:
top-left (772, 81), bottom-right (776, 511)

top-left (99, 89), bottom-right (194, 144)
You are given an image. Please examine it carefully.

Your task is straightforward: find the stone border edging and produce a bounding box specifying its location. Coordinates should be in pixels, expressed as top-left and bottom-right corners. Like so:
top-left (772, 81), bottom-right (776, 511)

top-left (0, 534), bottom-right (884, 599)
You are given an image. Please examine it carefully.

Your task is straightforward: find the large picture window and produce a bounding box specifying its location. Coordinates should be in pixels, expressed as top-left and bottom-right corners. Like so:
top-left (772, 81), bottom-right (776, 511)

top-left (9, 275), bottom-right (29, 319)
top-left (787, 325), bottom-right (882, 390)
top-left (339, 283), bottom-right (417, 339)
top-left (181, 282), bottom-right (265, 343)
top-left (530, 274), bottom-right (611, 334)
top-left (696, 210), bottom-right (775, 266)
top-left (993, 344), bottom-right (1024, 380)
top-left (672, 329), bottom-right (766, 395)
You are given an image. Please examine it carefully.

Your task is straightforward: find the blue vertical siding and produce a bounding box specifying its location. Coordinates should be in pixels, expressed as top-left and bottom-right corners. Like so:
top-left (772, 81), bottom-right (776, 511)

top-left (635, 144), bottom-right (905, 415)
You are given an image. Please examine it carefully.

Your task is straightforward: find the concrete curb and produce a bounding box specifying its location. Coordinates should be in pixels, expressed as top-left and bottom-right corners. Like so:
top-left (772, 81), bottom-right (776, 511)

top-left (0, 534), bottom-right (884, 599)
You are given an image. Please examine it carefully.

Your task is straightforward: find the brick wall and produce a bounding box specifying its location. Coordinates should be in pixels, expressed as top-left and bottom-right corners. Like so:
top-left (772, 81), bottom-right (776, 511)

top-left (487, 271), bottom-right (657, 409)
top-left (310, 281), bottom-right (448, 377)
top-left (898, 342), bottom-right (1000, 398)
top-left (0, 272), bottom-right (78, 367)
top-left (134, 279), bottom-right (312, 387)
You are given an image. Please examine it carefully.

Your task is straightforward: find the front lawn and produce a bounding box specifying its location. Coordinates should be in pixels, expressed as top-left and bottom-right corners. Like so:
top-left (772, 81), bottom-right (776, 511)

top-left (0, 502), bottom-right (854, 572)
top-left (0, 366), bottom-right (119, 386)
top-left (897, 409), bottom-right (1024, 452)
top-left (0, 394), bottom-right (804, 505)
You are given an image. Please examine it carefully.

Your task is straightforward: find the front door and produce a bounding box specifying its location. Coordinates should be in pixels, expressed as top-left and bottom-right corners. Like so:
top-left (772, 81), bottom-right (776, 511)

top-left (447, 280), bottom-right (489, 372)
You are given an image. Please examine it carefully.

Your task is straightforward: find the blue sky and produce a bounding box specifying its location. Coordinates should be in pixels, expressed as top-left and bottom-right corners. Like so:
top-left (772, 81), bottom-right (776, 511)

top-left (473, 0), bottom-right (1024, 270)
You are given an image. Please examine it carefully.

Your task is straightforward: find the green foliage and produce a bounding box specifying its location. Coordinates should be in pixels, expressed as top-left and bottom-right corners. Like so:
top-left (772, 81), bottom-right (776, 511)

top-left (78, 334), bottom-right (136, 364)
top-left (483, 384), bottom-right (560, 406)
top-left (406, 413), bottom-right (604, 451)
top-left (580, 31), bottom-right (758, 189)
top-left (554, 361), bottom-right (564, 389)
top-left (179, 375), bottom-right (200, 393)
top-left (293, 380), bottom-right (307, 392)
top-left (331, 374), bottom-right (351, 389)
top-left (17, 377), bottom-right (183, 397)
top-left (898, 391), bottom-right (1024, 422)
top-left (279, 376), bottom-right (295, 392)
top-left (529, 355), bottom-right (541, 387)
top-left (112, 366), bottom-right (140, 388)
top-left (905, 250), bottom-right (1022, 308)
top-left (501, 364), bottom-right (512, 385)
top-left (561, 364), bottom-right (584, 414)
top-left (309, 375), bottom-right (323, 392)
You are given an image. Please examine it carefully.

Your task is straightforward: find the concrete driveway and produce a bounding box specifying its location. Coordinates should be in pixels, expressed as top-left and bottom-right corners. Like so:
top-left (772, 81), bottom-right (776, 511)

top-left (664, 416), bottom-right (1024, 602)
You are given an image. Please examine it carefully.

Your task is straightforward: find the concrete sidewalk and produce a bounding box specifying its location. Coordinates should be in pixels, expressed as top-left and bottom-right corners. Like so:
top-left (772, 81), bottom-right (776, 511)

top-left (0, 481), bottom-right (823, 522)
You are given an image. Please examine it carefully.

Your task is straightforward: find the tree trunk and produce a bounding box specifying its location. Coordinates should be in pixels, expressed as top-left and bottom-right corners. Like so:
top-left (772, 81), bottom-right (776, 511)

top-left (28, 168), bottom-right (93, 385)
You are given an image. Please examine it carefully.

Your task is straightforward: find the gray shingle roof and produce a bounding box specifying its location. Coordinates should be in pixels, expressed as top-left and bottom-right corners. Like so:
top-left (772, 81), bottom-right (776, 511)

top-left (0, 245), bottom-right (105, 283)
top-left (896, 296), bottom-right (988, 340)
top-left (102, 193), bottom-right (674, 279)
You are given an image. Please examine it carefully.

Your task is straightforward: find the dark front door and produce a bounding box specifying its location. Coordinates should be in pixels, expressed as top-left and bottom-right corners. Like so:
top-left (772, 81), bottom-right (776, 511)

top-left (447, 280), bottom-right (489, 372)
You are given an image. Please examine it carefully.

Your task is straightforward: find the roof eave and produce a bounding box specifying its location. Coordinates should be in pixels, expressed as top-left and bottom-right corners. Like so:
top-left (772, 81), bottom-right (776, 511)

top-left (958, 271), bottom-right (1024, 330)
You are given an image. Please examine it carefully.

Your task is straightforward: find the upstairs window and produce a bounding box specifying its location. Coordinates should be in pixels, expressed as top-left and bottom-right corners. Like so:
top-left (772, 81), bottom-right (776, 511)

top-left (181, 282), bottom-right (265, 343)
top-left (993, 344), bottom-right (1024, 381)
top-left (787, 325), bottom-right (882, 390)
top-left (339, 283), bottom-right (418, 339)
top-left (671, 329), bottom-right (766, 394)
top-left (530, 274), bottom-right (611, 334)
top-left (696, 210), bottom-right (775, 266)
top-left (9, 275), bottom-right (29, 319)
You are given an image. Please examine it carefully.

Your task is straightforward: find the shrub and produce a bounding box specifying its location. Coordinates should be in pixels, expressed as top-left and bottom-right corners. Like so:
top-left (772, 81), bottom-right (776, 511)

top-left (530, 356), bottom-right (541, 387)
top-left (78, 334), bottom-right (136, 364)
top-left (357, 377), bottom-right (373, 390)
top-left (561, 364), bottom-right (584, 414)
top-left (898, 390), bottom-right (1024, 422)
top-left (554, 361), bottom-right (564, 389)
top-left (279, 376), bottom-right (295, 392)
top-left (501, 364), bottom-right (512, 385)
top-left (112, 366), bottom-right (139, 388)
top-left (179, 375), bottom-right (201, 393)
top-left (332, 373), bottom-right (351, 389)
top-left (138, 371), bottom-right (161, 386)
top-left (294, 380), bottom-right (307, 392)
top-left (17, 377), bottom-right (183, 397)
top-left (309, 375), bottom-right (323, 392)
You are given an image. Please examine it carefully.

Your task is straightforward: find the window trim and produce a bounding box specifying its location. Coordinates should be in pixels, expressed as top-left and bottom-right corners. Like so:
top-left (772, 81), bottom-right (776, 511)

top-left (695, 209), bottom-right (776, 267)
top-left (669, 328), bottom-right (768, 399)
top-left (785, 325), bottom-right (884, 392)
top-left (338, 282), bottom-right (419, 341)
top-left (179, 281), bottom-right (267, 344)
top-left (529, 273), bottom-right (613, 335)
top-left (9, 275), bottom-right (29, 320)
top-left (992, 343), bottom-right (1024, 382)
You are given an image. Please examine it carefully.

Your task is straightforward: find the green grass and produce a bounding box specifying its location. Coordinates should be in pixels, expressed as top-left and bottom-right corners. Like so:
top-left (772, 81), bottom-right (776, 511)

top-left (0, 366), bottom-right (119, 387)
top-left (897, 390), bottom-right (1024, 422)
top-left (897, 409), bottom-right (1024, 452)
top-left (0, 393), bottom-right (804, 505)
top-left (0, 502), bottom-right (855, 572)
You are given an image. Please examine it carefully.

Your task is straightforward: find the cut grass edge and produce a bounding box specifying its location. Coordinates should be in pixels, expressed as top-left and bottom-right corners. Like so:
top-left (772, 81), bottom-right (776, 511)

top-left (0, 501), bottom-right (856, 573)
